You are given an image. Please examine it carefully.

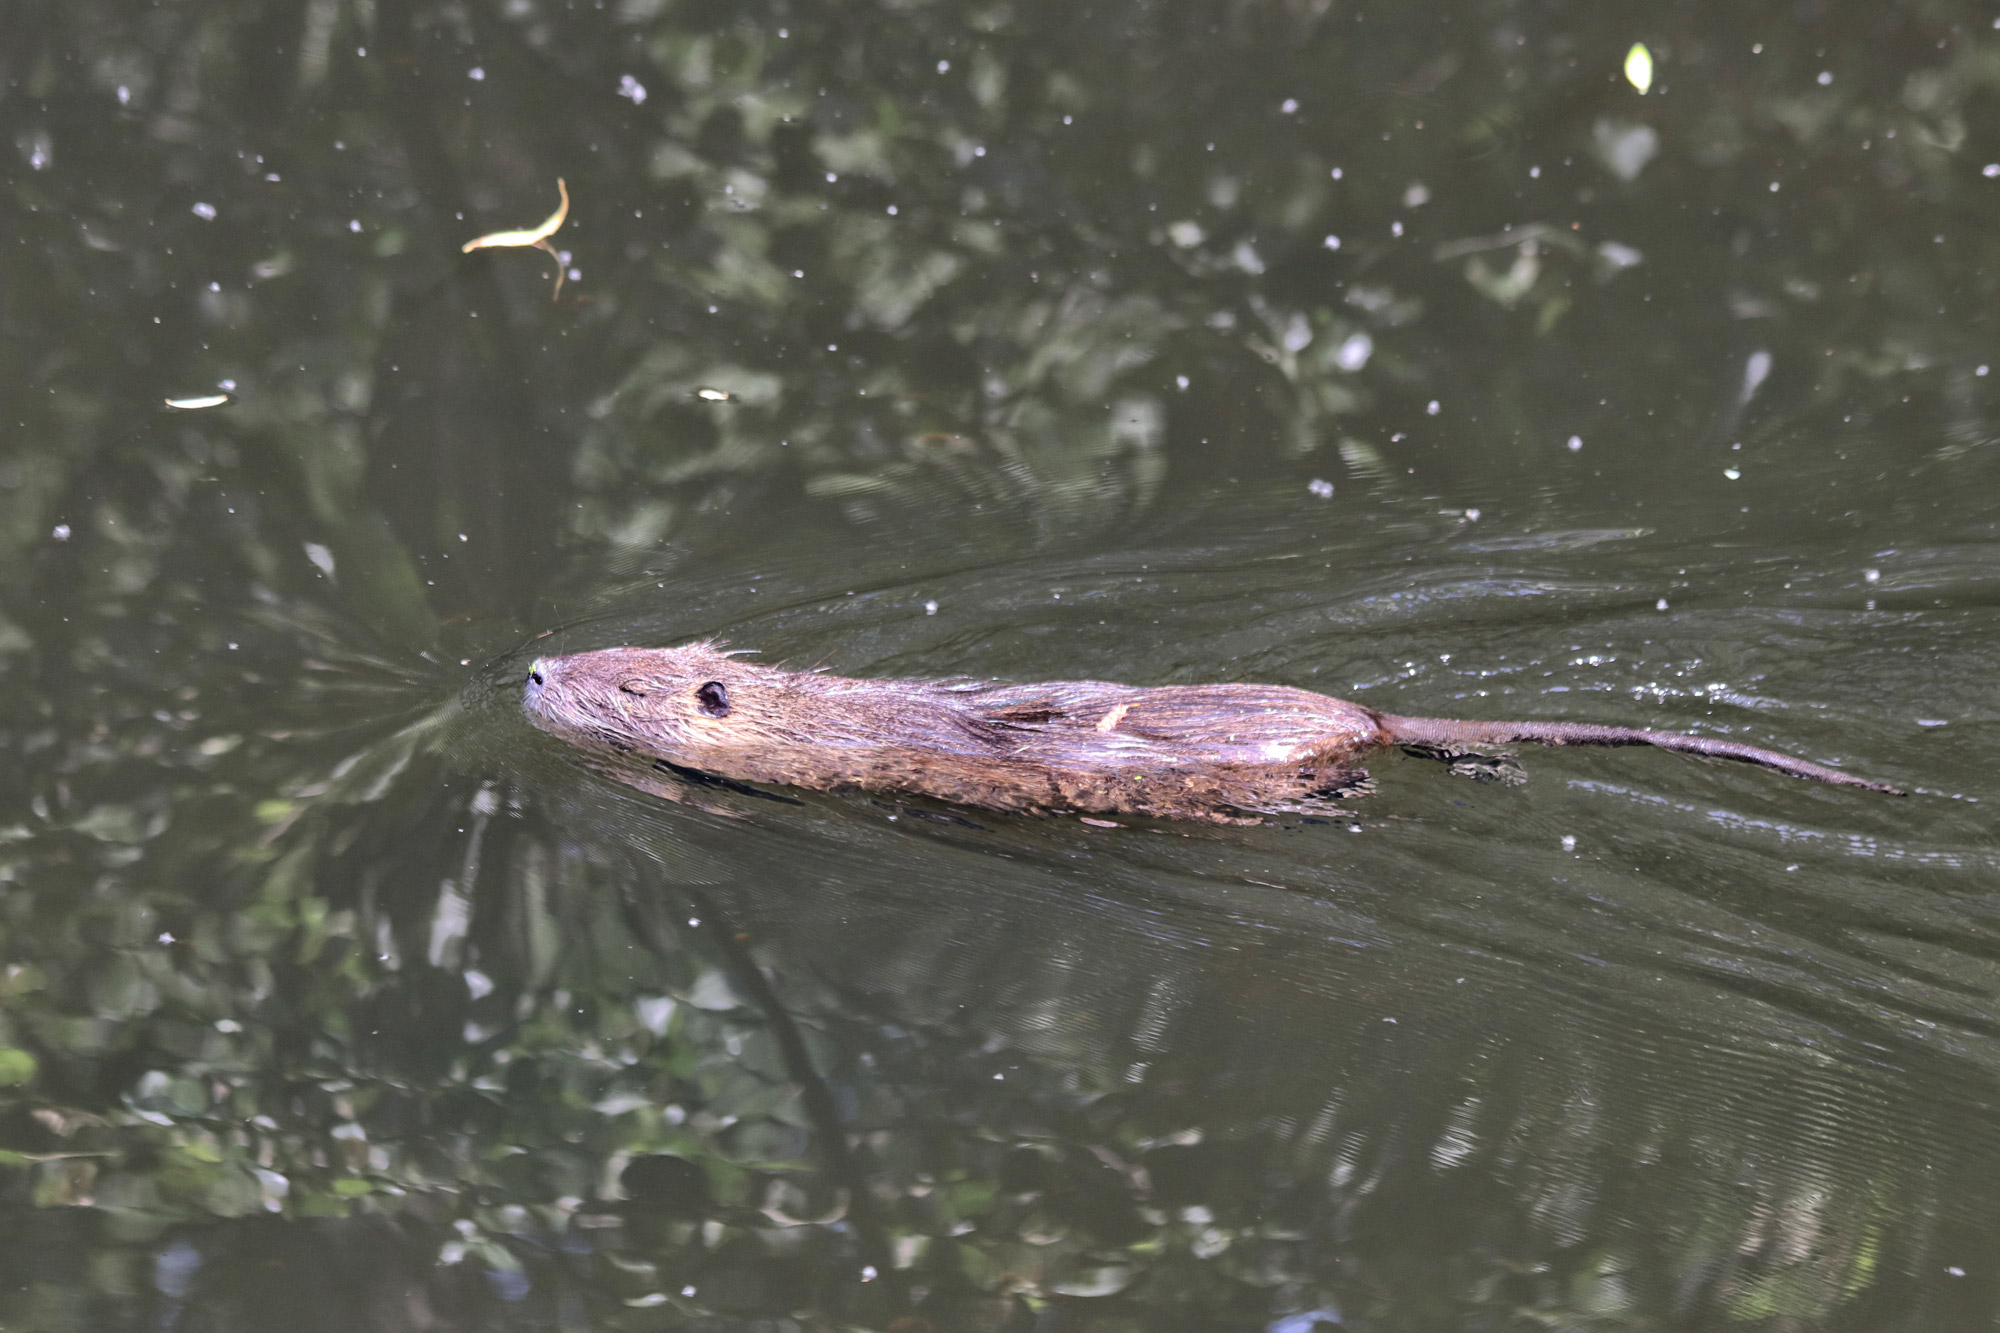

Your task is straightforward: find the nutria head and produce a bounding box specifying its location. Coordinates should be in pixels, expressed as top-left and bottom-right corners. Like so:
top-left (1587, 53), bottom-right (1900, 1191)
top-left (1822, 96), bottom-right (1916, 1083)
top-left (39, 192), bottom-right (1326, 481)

top-left (523, 642), bottom-right (760, 758)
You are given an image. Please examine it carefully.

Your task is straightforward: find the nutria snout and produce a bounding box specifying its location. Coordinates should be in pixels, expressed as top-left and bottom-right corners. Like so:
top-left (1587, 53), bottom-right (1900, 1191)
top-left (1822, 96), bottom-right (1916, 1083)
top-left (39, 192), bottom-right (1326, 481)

top-left (521, 642), bottom-right (1904, 822)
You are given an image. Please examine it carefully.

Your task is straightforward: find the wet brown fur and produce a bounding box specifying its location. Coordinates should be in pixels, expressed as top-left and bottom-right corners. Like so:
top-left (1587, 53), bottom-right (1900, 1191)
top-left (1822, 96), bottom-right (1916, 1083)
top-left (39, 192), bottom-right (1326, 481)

top-left (523, 643), bottom-right (1903, 823)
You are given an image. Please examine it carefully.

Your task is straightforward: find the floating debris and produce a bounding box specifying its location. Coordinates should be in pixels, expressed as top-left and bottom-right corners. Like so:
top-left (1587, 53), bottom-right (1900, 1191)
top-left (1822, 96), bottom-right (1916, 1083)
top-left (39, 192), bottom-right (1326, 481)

top-left (164, 393), bottom-right (234, 410)
top-left (1624, 43), bottom-right (1653, 94)
top-left (462, 178), bottom-right (570, 300)
top-left (693, 387), bottom-right (734, 402)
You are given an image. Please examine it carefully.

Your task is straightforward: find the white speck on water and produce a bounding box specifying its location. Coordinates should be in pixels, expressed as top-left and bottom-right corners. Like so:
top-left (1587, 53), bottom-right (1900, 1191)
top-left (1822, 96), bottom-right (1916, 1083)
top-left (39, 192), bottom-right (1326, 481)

top-left (1330, 166), bottom-right (1343, 179)
top-left (1742, 349), bottom-right (1773, 399)
top-left (1322, 234), bottom-right (1341, 250)
top-left (1402, 182), bottom-right (1430, 207)
top-left (1985, 165), bottom-right (2000, 178)
top-left (1335, 332), bottom-right (1372, 370)
top-left (1281, 98), bottom-right (1299, 114)
top-left (1949, 1266), bottom-right (1967, 1277)
top-left (1308, 478), bottom-right (1334, 499)
top-left (924, 600), bottom-right (938, 615)
top-left (52, 524), bottom-right (71, 541)
top-left (1426, 400), bottom-right (1439, 415)
top-left (349, 219), bottom-right (361, 232)
top-left (1567, 435), bottom-right (1583, 451)
top-left (1656, 598), bottom-right (1669, 611)
top-left (687, 917), bottom-right (700, 927)
top-left (937, 59), bottom-right (950, 73)
top-left (1391, 220), bottom-right (1405, 237)
top-left (1917, 718), bottom-right (1949, 727)
top-left (1817, 70), bottom-right (1833, 85)
top-left (1562, 835), bottom-right (1577, 851)
top-left (192, 201), bottom-right (217, 220)
top-left (468, 66), bottom-right (484, 80)
top-left (1175, 374), bottom-right (1190, 390)
top-left (1979, 364), bottom-right (1991, 375)
top-left (1724, 467), bottom-right (1741, 479)
top-left (1464, 507), bottom-right (1480, 520)
top-left (1864, 568), bottom-right (1880, 582)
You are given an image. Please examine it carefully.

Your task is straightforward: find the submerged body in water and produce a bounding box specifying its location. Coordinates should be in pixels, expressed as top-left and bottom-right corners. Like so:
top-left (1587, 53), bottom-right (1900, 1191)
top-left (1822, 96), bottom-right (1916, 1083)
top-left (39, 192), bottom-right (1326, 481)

top-left (522, 643), bottom-right (1903, 823)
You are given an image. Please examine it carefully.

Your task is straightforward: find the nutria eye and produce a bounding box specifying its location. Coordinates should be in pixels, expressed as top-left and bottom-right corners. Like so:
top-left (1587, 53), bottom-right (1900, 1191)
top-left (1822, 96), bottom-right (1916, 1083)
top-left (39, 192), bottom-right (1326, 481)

top-left (619, 680), bottom-right (649, 697)
top-left (696, 680), bottom-right (730, 718)
top-left (527, 668), bottom-right (544, 686)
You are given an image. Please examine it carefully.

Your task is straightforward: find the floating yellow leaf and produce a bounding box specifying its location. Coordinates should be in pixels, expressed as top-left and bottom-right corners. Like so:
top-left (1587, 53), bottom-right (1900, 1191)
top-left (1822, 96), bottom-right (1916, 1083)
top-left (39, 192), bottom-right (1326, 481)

top-left (462, 178), bottom-right (570, 299)
top-left (462, 178), bottom-right (569, 252)
top-left (1624, 43), bottom-right (1653, 94)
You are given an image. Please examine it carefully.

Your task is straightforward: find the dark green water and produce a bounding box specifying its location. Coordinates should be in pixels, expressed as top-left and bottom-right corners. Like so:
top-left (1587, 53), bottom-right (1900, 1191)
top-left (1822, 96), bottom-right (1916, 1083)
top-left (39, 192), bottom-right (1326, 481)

top-left (4, 0), bottom-right (1999, 1328)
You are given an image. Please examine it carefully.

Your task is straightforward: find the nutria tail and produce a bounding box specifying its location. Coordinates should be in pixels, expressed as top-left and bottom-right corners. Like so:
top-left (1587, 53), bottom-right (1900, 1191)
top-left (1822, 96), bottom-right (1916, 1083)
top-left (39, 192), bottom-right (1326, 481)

top-left (1372, 713), bottom-right (1905, 795)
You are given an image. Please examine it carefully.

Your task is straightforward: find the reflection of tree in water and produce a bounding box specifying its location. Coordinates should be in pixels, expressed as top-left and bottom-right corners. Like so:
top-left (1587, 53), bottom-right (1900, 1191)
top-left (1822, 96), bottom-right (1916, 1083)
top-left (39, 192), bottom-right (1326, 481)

top-left (14, 0), bottom-right (2000, 595)
top-left (6, 0), bottom-right (2000, 1324)
top-left (0, 638), bottom-right (1977, 1327)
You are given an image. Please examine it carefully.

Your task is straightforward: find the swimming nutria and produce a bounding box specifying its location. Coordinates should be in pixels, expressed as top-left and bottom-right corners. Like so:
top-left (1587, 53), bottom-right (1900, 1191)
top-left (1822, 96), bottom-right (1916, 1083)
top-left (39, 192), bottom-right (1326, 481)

top-left (522, 643), bottom-right (1903, 823)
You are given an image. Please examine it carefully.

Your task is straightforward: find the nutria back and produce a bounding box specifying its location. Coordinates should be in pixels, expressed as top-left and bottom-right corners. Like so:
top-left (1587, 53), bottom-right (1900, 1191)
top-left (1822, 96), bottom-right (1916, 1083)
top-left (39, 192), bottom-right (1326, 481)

top-left (524, 643), bottom-right (1383, 822)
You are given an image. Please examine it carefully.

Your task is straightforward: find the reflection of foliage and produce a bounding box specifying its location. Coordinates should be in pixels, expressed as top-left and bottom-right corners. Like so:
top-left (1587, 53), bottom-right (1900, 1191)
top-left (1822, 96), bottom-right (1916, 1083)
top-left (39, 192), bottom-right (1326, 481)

top-left (0, 703), bottom-right (1949, 1328)
top-left (6, 0), bottom-right (2000, 1325)
top-left (14, 0), bottom-right (2000, 585)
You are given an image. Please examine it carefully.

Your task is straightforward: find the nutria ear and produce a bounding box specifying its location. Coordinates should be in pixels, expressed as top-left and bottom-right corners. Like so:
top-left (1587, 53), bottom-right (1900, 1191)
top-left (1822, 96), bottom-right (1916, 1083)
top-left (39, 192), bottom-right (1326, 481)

top-left (696, 681), bottom-right (731, 718)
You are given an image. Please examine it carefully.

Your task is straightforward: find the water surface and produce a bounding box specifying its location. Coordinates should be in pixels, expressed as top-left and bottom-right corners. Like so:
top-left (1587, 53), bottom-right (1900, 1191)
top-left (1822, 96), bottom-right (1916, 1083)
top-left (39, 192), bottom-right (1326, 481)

top-left (4, 0), bottom-right (1999, 1328)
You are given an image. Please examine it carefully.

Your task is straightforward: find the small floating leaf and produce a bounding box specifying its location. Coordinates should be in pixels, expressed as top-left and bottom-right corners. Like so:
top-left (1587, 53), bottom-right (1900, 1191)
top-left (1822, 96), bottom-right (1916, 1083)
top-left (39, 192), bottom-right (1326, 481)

top-left (461, 178), bottom-right (571, 299)
top-left (1624, 43), bottom-right (1653, 94)
top-left (461, 178), bottom-right (569, 252)
top-left (164, 394), bottom-right (234, 410)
